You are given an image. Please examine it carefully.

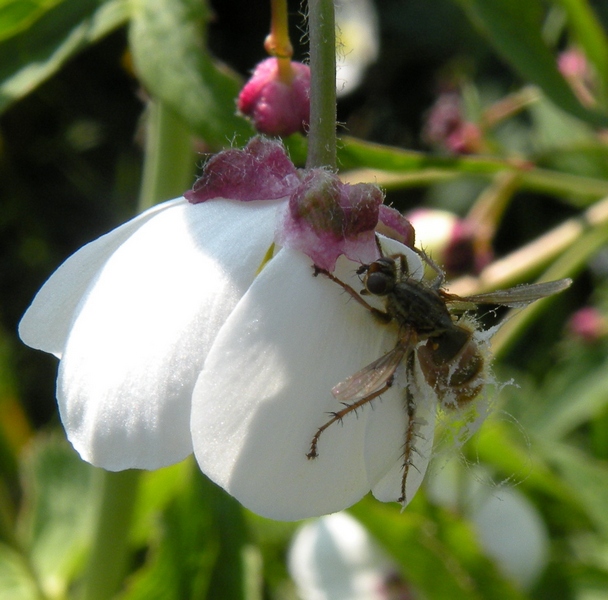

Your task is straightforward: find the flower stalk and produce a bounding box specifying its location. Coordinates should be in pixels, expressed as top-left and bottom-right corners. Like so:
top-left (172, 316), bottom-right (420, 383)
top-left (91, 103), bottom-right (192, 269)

top-left (265, 0), bottom-right (294, 82)
top-left (306, 0), bottom-right (337, 170)
top-left (81, 469), bottom-right (140, 600)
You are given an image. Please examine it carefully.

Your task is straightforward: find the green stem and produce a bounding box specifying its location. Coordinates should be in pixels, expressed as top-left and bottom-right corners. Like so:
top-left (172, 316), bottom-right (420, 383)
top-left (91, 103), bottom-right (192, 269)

top-left (342, 163), bottom-right (608, 207)
top-left (306, 0), bottom-right (336, 169)
top-left (451, 195), bottom-right (608, 297)
top-left (138, 100), bottom-right (196, 211)
top-left (80, 469), bottom-right (140, 600)
top-left (491, 212), bottom-right (608, 356)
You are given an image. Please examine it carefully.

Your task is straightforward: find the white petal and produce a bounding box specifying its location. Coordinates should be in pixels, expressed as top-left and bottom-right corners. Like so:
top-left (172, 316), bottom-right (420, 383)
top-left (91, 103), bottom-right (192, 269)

top-left (19, 197), bottom-right (186, 357)
top-left (288, 512), bottom-right (395, 600)
top-left (57, 199), bottom-right (282, 470)
top-left (192, 242), bottom-right (425, 520)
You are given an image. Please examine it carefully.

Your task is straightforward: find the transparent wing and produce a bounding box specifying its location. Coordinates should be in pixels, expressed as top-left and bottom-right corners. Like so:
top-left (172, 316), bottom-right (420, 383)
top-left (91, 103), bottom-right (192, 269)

top-left (331, 342), bottom-right (411, 403)
top-left (445, 278), bottom-right (572, 309)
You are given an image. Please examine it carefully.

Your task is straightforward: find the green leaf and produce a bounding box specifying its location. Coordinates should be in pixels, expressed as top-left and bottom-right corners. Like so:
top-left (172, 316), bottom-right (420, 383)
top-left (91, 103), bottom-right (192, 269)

top-left (119, 481), bottom-right (218, 600)
top-left (130, 461), bottom-right (191, 547)
top-left (0, 0), bottom-right (60, 41)
top-left (0, 544), bottom-right (40, 600)
top-left (121, 467), bottom-right (256, 600)
top-left (467, 417), bottom-right (578, 508)
top-left (530, 96), bottom-right (597, 153)
top-left (527, 354), bottom-right (608, 442)
top-left (17, 434), bottom-right (98, 598)
top-left (539, 441), bottom-right (608, 537)
top-left (455, 0), bottom-right (608, 128)
top-left (0, 0), bottom-right (129, 113)
top-left (129, 0), bottom-right (253, 150)
top-left (350, 495), bottom-right (526, 600)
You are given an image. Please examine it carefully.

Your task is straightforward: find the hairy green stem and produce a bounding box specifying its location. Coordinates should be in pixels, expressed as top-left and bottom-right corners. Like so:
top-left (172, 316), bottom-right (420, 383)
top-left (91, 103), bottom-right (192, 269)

top-left (306, 0), bottom-right (336, 169)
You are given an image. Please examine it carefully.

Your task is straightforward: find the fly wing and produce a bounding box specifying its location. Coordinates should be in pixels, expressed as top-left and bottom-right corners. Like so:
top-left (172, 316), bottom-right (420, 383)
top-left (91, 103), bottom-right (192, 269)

top-left (445, 278), bottom-right (572, 309)
top-left (331, 343), bottom-right (410, 403)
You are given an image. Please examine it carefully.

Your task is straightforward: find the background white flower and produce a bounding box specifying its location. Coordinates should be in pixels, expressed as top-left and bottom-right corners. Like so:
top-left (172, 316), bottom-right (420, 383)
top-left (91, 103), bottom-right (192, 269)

top-left (427, 459), bottom-right (549, 589)
top-left (288, 512), bottom-right (408, 600)
top-left (335, 0), bottom-right (380, 96)
top-left (289, 470), bottom-right (549, 599)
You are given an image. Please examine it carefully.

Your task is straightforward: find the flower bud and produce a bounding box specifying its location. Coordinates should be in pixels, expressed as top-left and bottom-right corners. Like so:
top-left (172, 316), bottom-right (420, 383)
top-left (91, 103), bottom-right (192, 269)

top-left (423, 92), bottom-right (482, 155)
top-left (558, 48), bottom-right (596, 107)
top-left (443, 219), bottom-right (492, 277)
top-left (238, 58), bottom-right (311, 136)
top-left (567, 306), bottom-right (608, 343)
top-left (407, 209), bottom-right (492, 277)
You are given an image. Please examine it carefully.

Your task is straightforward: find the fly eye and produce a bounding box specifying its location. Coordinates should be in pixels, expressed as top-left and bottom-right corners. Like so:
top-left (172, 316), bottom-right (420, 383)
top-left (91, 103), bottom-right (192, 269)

top-left (365, 272), bottom-right (391, 295)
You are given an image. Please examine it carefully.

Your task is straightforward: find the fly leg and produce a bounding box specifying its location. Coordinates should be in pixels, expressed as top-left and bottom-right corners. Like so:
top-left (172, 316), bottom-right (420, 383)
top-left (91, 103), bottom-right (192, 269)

top-left (313, 265), bottom-right (392, 323)
top-left (307, 377), bottom-right (394, 460)
top-left (399, 353), bottom-right (423, 504)
top-left (417, 249), bottom-right (446, 290)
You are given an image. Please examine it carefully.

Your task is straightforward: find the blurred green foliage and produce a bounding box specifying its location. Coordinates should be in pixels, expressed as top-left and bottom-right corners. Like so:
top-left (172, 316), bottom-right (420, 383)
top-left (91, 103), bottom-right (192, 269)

top-left (2, 0), bottom-right (608, 598)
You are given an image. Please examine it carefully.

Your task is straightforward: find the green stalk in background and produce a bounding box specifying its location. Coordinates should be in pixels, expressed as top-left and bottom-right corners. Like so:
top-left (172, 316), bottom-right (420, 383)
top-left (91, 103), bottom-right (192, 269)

top-left (80, 470), bottom-right (140, 600)
top-left (138, 100), bottom-right (196, 212)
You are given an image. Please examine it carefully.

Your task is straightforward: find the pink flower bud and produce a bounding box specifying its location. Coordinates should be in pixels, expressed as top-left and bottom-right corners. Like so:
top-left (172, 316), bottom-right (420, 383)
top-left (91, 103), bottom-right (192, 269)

top-left (423, 92), bottom-right (482, 155)
top-left (444, 219), bottom-right (492, 277)
top-left (558, 48), bottom-right (597, 107)
top-left (238, 58), bottom-right (311, 137)
top-left (407, 209), bottom-right (492, 277)
top-left (567, 307), bottom-right (608, 343)
top-left (558, 48), bottom-right (589, 79)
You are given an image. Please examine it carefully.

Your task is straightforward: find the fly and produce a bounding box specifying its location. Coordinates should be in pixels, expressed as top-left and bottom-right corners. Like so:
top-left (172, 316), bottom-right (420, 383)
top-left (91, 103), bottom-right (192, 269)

top-left (308, 248), bottom-right (572, 504)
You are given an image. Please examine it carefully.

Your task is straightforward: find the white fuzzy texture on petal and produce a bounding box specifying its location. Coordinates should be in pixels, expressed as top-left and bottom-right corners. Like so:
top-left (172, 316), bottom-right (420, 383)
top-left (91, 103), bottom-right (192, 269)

top-left (192, 241), bottom-right (430, 520)
top-left (54, 199), bottom-right (282, 470)
top-left (19, 198), bottom-right (185, 357)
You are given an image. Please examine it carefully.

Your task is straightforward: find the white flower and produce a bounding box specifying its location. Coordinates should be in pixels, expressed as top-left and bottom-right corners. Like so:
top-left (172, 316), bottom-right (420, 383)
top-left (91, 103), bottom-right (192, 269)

top-left (288, 512), bottom-right (408, 600)
top-left (427, 460), bottom-right (549, 589)
top-left (19, 138), bottom-right (434, 521)
top-left (335, 0), bottom-right (380, 96)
